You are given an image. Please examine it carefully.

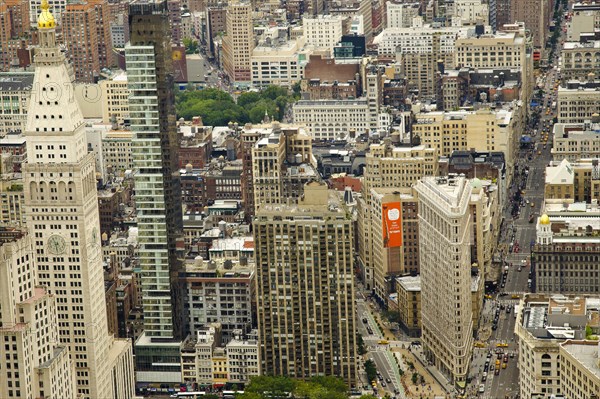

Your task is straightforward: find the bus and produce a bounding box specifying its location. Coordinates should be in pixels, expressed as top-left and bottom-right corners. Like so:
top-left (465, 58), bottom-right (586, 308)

top-left (170, 392), bottom-right (206, 398)
top-left (223, 391), bottom-right (244, 399)
top-left (378, 339), bottom-right (389, 345)
top-left (514, 305), bottom-right (519, 319)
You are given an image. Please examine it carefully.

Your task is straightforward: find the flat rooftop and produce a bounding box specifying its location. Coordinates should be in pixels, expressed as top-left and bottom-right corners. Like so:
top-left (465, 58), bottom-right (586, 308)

top-left (560, 341), bottom-right (600, 380)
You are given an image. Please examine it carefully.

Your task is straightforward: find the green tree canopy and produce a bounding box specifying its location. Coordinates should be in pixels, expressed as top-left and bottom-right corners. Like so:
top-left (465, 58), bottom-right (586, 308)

top-left (237, 375), bottom-right (357, 399)
top-left (176, 86), bottom-right (297, 125)
top-left (237, 91), bottom-right (262, 108)
top-left (364, 360), bottom-right (377, 384)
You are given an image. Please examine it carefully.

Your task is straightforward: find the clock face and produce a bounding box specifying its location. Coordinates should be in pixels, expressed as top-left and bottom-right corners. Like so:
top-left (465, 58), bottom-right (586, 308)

top-left (47, 234), bottom-right (66, 255)
top-left (91, 227), bottom-right (98, 242)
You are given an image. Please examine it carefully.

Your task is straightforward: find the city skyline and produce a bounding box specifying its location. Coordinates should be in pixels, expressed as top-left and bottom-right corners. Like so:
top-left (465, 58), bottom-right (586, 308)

top-left (2, 0), bottom-right (600, 397)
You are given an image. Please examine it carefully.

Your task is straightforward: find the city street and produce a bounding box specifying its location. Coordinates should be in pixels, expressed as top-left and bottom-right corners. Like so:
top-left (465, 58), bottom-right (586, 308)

top-left (468, 5), bottom-right (567, 397)
top-left (356, 298), bottom-right (404, 397)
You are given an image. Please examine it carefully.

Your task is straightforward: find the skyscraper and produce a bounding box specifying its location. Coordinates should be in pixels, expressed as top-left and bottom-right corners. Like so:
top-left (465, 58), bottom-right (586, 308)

top-left (126, 0), bottom-right (184, 384)
top-left (415, 175), bottom-right (474, 386)
top-left (222, 0), bottom-right (254, 84)
top-left (0, 2), bottom-right (12, 71)
top-left (22, 1), bottom-right (135, 397)
top-left (62, 1), bottom-right (100, 82)
top-left (62, 0), bottom-right (113, 83)
top-left (0, 232), bottom-right (76, 399)
top-left (254, 181), bottom-right (357, 385)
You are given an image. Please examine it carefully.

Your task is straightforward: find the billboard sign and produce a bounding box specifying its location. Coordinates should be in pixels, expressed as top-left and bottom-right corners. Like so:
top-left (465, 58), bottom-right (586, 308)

top-left (382, 202), bottom-right (402, 248)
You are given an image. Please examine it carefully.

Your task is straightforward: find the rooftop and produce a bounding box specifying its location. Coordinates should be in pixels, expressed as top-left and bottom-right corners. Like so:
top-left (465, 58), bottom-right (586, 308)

top-left (0, 73), bottom-right (34, 91)
top-left (553, 121), bottom-right (600, 139)
top-left (521, 294), bottom-right (589, 340)
top-left (563, 41), bottom-right (600, 50)
top-left (209, 237), bottom-right (254, 252)
top-left (545, 159), bottom-right (575, 185)
top-left (396, 275), bottom-right (421, 291)
top-left (560, 341), bottom-right (600, 380)
top-left (294, 98), bottom-right (369, 107)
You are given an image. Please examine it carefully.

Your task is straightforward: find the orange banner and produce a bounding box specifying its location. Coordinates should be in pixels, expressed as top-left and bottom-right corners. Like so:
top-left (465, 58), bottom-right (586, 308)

top-left (382, 202), bottom-right (402, 248)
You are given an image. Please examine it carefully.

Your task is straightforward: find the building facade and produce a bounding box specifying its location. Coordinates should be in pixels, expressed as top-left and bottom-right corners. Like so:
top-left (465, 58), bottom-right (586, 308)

top-left (557, 84), bottom-right (600, 124)
top-left (551, 119), bottom-right (600, 161)
top-left (413, 108), bottom-right (521, 178)
top-left (303, 15), bottom-right (344, 51)
top-left (100, 72), bottom-right (129, 125)
top-left (515, 294), bottom-right (588, 399)
top-left (22, 2), bottom-right (135, 397)
top-left (251, 123), bottom-right (314, 211)
top-left (0, 72), bottom-right (33, 136)
top-left (386, 2), bottom-right (419, 28)
top-left (180, 257), bottom-right (254, 343)
top-left (0, 232), bottom-right (76, 399)
top-left (293, 98), bottom-right (373, 140)
top-left (416, 176), bottom-right (474, 386)
top-left (533, 212), bottom-right (600, 294)
top-left (544, 158), bottom-right (600, 203)
top-left (561, 41), bottom-right (600, 81)
top-left (250, 37), bottom-right (309, 88)
top-left (126, 0), bottom-right (185, 384)
top-left (221, 1), bottom-right (254, 84)
top-left (254, 182), bottom-right (357, 385)
top-left (62, 0), bottom-right (113, 83)
top-left (509, 0), bottom-right (551, 49)
top-left (356, 144), bottom-right (438, 294)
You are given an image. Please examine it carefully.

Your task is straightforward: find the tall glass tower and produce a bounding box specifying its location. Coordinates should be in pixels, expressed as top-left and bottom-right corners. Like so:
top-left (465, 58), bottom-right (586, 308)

top-left (127, 0), bottom-right (184, 384)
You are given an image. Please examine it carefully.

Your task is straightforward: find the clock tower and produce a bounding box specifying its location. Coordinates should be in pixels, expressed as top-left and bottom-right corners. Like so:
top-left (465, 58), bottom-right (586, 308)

top-left (22, 1), bottom-right (135, 398)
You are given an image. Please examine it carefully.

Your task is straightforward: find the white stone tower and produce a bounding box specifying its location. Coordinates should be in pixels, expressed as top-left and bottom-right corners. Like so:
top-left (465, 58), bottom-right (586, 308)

top-left (536, 214), bottom-right (553, 245)
top-left (21, 1), bottom-right (136, 397)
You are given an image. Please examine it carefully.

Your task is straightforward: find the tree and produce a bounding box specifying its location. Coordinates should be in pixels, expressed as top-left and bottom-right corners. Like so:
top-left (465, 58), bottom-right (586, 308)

top-left (238, 91), bottom-right (262, 108)
top-left (204, 395), bottom-right (219, 399)
top-left (364, 360), bottom-right (377, 383)
top-left (292, 81), bottom-right (302, 97)
top-left (308, 376), bottom-right (347, 394)
top-left (357, 333), bottom-right (367, 355)
top-left (411, 372), bottom-right (419, 384)
top-left (262, 85), bottom-right (288, 100)
top-left (383, 310), bottom-right (400, 323)
top-left (249, 101), bottom-right (278, 123)
top-left (183, 37), bottom-right (198, 54)
top-left (245, 375), bottom-right (296, 398)
top-left (176, 86), bottom-right (298, 124)
top-left (236, 393), bottom-right (263, 399)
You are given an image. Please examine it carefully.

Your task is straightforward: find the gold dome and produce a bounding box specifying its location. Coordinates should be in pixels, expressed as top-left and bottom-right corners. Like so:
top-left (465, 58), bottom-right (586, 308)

top-left (37, 0), bottom-right (56, 29)
top-left (540, 214), bottom-right (550, 225)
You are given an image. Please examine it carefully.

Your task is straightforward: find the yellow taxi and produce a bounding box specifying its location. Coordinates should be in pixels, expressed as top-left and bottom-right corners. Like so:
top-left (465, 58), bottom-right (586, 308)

top-left (496, 343), bottom-right (508, 348)
top-left (502, 362), bottom-right (507, 369)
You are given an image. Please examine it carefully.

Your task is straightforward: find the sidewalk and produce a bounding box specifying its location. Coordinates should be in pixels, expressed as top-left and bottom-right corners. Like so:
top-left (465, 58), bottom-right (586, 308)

top-left (392, 348), bottom-right (448, 398)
